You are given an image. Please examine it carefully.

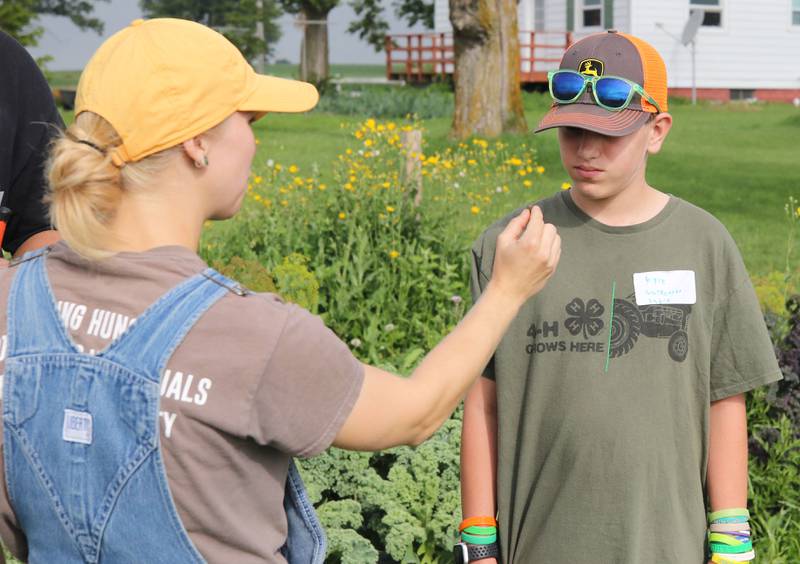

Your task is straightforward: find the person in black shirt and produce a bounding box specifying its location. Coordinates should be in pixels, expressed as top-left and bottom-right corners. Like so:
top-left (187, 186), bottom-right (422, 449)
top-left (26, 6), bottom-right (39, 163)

top-left (0, 30), bottom-right (62, 257)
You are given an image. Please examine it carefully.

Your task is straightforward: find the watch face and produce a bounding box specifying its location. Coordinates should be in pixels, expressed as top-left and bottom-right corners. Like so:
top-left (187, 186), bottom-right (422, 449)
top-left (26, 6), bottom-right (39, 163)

top-left (453, 543), bottom-right (469, 564)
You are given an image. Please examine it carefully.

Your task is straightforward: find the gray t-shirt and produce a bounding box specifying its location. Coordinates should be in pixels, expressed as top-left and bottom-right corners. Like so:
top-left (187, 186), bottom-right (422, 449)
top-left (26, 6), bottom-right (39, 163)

top-left (0, 242), bottom-right (364, 563)
top-left (470, 191), bottom-right (781, 563)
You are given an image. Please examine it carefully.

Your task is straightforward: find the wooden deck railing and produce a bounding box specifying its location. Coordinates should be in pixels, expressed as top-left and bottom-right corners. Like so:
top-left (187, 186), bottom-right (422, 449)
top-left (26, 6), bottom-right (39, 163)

top-left (385, 31), bottom-right (573, 84)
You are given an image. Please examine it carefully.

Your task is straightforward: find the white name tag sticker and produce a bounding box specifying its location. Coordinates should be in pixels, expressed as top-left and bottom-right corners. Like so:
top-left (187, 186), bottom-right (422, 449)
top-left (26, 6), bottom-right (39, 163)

top-left (63, 409), bottom-right (93, 445)
top-left (633, 270), bottom-right (697, 305)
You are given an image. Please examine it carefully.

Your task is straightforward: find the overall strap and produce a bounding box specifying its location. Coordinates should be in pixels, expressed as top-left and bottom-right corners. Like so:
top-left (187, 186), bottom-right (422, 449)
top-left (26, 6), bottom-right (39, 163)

top-left (7, 248), bottom-right (72, 357)
top-left (100, 268), bottom-right (245, 380)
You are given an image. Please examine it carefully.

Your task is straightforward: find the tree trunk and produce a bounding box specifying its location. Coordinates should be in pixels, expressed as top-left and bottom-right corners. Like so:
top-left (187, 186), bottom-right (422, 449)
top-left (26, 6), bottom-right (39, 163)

top-left (449, 0), bottom-right (527, 138)
top-left (299, 8), bottom-right (330, 87)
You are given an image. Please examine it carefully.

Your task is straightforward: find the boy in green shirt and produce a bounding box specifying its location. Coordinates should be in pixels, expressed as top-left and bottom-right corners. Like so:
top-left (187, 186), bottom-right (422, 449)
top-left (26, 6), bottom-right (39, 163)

top-left (458, 31), bottom-right (782, 563)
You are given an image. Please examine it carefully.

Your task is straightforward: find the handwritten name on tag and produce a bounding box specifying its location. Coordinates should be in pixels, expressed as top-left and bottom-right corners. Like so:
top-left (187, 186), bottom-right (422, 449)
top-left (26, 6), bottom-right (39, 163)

top-left (633, 270), bottom-right (696, 305)
top-left (63, 409), bottom-right (93, 445)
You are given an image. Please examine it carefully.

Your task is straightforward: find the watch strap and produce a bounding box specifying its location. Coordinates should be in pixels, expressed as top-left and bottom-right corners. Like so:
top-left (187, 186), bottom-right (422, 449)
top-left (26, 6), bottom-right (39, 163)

top-left (467, 542), bottom-right (499, 561)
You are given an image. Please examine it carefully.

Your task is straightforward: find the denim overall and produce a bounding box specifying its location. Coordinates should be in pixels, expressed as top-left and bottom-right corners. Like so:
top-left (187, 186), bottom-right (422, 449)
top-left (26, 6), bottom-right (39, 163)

top-left (3, 249), bottom-right (326, 563)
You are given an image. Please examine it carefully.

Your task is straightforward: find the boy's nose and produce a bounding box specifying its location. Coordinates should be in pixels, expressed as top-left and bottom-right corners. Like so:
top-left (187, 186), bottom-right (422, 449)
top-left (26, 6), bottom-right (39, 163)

top-left (576, 130), bottom-right (604, 158)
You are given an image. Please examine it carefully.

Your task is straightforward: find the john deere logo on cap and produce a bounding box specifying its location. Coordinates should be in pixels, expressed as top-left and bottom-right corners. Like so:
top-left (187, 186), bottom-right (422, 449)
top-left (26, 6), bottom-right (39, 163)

top-left (579, 59), bottom-right (604, 77)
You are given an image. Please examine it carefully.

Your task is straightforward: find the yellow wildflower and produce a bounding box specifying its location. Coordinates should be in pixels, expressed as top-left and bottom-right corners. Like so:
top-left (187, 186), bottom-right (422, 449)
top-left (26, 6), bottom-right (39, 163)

top-left (426, 155), bottom-right (439, 165)
top-left (365, 118), bottom-right (376, 131)
top-left (274, 163), bottom-right (282, 171)
top-left (471, 205), bottom-right (480, 215)
top-left (506, 157), bottom-right (523, 166)
top-left (253, 194), bottom-right (262, 201)
top-left (254, 138), bottom-right (260, 145)
top-left (344, 183), bottom-right (354, 191)
top-left (387, 122), bottom-right (396, 131)
top-left (386, 206), bottom-right (395, 213)
top-left (382, 181), bottom-right (391, 188)
top-left (293, 177), bottom-right (304, 186)
top-left (345, 148), bottom-right (353, 155)
top-left (518, 169), bottom-right (527, 176)
top-left (319, 184), bottom-right (327, 191)
top-left (388, 250), bottom-right (400, 260)
top-left (536, 165), bottom-right (545, 174)
top-left (338, 212), bottom-right (346, 220)
top-left (254, 175), bottom-right (263, 184)
top-left (561, 182), bottom-right (571, 190)
top-left (289, 164), bottom-right (299, 173)
top-left (354, 130), bottom-right (364, 139)
top-left (364, 139), bottom-right (373, 147)
top-left (467, 159), bottom-right (477, 166)
top-left (523, 180), bottom-right (533, 188)
top-left (280, 200), bottom-right (288, 207)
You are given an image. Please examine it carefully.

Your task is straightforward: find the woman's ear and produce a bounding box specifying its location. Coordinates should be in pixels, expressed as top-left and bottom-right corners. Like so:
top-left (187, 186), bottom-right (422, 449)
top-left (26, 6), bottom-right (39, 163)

top-left (181, 135), bottom-right (210, 168)
top-left (647, 112), bottom-right (673, 155)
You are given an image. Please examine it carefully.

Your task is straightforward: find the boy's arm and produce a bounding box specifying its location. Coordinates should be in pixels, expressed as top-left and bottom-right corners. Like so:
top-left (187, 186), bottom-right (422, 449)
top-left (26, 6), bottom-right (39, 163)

top-left (707, 393), bottom-right (748, 509)
top-left (461, 376), bottom-right (499, 563)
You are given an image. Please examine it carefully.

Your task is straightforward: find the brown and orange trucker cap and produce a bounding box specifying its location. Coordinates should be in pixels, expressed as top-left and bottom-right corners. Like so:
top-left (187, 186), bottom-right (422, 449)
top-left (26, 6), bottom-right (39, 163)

top-left (76, 18), bottom-right (319, 167)
top-left (535, 30), bottom-right (668, 137)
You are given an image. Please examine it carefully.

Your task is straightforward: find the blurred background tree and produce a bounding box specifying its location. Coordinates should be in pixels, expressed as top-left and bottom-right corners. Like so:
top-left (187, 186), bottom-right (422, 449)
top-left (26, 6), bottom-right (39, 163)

top-left (140, 0), bottom-right (283, 67)
top-left (0, 0), bottom-right (108, 65)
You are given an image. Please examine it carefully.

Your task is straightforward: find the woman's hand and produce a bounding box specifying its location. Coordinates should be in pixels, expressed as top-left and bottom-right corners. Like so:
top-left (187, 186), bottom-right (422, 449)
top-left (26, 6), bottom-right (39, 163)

top-left (488, 206), bottom-right (560, 305)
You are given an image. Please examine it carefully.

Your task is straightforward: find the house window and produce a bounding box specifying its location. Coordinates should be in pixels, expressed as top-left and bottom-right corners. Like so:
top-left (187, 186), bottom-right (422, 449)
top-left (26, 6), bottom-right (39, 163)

top-left (730, 89), bottom-right (755, 101)
top-left (690, 0), bottom-right (722, 27)
top-left (582, 0), bottom-right (603, 28)
top-left (793, 0), bottom-right (800, 25)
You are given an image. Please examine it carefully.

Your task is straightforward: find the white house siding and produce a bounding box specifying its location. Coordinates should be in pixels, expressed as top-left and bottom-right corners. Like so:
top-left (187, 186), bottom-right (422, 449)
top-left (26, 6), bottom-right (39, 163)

top-left (631, 1), bottom-right (800, 91)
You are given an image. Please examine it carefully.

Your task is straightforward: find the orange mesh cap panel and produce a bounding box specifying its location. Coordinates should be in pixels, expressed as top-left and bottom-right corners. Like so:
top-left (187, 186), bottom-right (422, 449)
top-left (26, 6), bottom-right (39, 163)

top-left (619, 33), bottom-right (668, 112)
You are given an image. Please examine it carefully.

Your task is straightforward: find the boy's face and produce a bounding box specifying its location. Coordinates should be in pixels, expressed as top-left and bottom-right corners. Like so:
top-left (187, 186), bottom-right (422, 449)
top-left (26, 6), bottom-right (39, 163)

top-left (557, 113), bottom-right (671, 201)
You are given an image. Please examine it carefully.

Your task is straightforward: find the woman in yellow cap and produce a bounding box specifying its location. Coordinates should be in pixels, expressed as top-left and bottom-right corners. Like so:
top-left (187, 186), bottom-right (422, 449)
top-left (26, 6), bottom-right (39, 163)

top-left (0, 18), bottom-right (560, 564)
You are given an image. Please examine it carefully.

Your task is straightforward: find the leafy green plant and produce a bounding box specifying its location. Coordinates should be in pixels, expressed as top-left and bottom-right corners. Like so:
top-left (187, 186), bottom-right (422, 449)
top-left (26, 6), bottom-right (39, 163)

top-left (316, 84), bottom-right (454, 119)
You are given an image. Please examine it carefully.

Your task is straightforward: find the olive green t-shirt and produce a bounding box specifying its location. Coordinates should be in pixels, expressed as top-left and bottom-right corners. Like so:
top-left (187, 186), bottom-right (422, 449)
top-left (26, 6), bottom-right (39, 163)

top-left (470, 191), bottom-right (781, 563)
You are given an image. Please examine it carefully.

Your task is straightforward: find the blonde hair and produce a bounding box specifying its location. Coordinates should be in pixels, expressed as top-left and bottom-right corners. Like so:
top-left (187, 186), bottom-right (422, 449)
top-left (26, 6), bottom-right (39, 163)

top-left (46, 112), bottom-right (180, 260)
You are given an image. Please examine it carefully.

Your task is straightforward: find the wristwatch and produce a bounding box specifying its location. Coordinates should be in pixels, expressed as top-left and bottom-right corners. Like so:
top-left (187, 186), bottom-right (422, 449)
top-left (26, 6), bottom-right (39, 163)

top-left (453, 541), bottom-right (499, 563)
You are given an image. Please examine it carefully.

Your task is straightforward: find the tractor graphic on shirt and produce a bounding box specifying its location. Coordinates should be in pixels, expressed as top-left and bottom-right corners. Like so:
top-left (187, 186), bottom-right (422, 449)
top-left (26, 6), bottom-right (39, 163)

top-left (610, 294), bottom-right (691, 362)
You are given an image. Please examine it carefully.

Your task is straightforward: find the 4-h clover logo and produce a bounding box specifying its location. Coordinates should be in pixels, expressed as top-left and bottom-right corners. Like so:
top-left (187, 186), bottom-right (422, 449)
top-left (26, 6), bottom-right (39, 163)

top-left (565, 298), bottom-right (605, 339)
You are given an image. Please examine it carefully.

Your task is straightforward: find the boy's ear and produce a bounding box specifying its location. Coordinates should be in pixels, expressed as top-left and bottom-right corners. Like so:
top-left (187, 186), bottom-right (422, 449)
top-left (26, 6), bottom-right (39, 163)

top-left (647, 112), bottom-right (673, 155)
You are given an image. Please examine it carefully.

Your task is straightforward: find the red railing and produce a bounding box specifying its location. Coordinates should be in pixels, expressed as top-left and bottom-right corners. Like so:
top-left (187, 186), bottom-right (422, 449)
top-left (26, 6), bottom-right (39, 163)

top-left (385, 31), bottom-right (573, 84)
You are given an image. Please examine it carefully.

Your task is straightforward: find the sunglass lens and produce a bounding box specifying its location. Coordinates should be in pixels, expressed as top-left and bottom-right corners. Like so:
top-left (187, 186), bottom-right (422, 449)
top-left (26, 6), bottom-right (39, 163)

top-left (551, 72), bottom-right (585, 101)
top-left (595, 77), bottom-right (632, 108)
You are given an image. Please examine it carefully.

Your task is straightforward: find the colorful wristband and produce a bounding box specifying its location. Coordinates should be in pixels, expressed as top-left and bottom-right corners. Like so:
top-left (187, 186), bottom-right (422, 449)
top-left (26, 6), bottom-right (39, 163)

top-left (710, 522), bottom-right (750, 533)
top-left (711, 553), bottom-right (755, 564)
top-left (460, 531), bottom-right (498, 545)
top-left (459, 516), bottom-right (497, 531)
top-left (709, 508), bottom-right (750, 523)
top-left (462, 525), bottom-right (497, 536)
top-left (710, 541), bottom-right (754, 554)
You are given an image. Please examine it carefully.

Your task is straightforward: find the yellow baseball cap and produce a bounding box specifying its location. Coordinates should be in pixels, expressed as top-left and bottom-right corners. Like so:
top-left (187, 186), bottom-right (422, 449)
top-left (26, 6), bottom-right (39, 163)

top-left (75, 18), bottom-right (319, 167)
